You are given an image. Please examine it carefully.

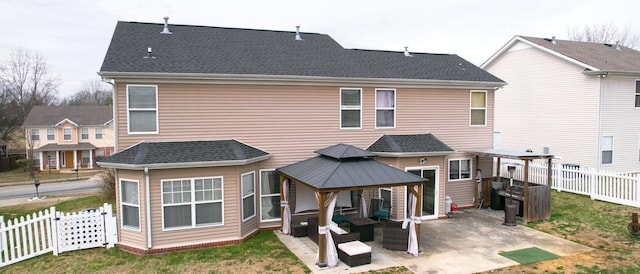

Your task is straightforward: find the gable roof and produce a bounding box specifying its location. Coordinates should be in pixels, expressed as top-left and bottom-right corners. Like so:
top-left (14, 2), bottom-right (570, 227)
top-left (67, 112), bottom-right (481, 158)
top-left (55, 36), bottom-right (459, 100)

top-left (277, 144), bottom-right (427, 191)
top-left (97, 139), bottom-right (270, 169)
top-left (367, 133), bottom-right (455, 157)
top-left (22, 106), bottom-right (113, 127)
top-left (99, 21), bottom-right (504, 87)
top-left (482, 35), bottom-right (640, 75)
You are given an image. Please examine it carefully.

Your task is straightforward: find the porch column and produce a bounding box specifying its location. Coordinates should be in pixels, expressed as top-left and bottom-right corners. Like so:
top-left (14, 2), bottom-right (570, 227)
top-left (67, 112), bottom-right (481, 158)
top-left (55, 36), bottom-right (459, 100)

top-left (55, 150), bottom-right (60, 170)
top-left (39, 151), bottom-right (44, 171)
top-left (317, 192), bottom-right (327, 267)
top-left (474, 155), bottom-right (480, 207)
top-left (73, 149), bottom-right (78, 169)
top-left (89, 149), bottom-right (93, 168)
top-left (496, 157), bottom-right (502, 181)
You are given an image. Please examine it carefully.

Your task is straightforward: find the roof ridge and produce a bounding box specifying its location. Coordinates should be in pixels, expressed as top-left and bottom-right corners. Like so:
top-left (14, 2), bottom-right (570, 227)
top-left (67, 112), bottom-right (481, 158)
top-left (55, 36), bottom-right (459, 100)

top-left (118, 20), bottom-right (325, 36)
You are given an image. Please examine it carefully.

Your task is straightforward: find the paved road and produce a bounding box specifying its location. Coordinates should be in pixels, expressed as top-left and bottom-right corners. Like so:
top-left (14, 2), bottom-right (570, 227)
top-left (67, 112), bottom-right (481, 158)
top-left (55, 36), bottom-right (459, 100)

top-left (0, 180), bottom-right (103, 200)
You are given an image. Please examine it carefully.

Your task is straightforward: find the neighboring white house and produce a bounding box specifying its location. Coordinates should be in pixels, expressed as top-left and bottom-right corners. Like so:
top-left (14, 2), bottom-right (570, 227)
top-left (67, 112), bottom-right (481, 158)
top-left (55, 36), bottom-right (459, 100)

top-left (482, 36), bottom-right (640, 172)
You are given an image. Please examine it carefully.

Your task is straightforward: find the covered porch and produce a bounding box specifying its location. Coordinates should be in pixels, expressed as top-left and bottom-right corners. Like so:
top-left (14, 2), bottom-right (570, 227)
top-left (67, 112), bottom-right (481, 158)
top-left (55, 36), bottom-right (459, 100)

top-left (37, 143), bottom-right (97, 171)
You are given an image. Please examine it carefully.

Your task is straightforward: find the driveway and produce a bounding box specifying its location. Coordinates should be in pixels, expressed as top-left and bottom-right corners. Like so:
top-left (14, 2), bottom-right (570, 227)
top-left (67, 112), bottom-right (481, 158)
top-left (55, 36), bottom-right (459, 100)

top-left (276, 209), bottom-right (592, 273)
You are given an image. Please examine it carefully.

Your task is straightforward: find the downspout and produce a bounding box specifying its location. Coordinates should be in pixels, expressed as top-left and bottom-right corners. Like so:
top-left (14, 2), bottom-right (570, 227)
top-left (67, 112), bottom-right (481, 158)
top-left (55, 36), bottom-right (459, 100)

top-left (144, 167), bottom-right (152, 249)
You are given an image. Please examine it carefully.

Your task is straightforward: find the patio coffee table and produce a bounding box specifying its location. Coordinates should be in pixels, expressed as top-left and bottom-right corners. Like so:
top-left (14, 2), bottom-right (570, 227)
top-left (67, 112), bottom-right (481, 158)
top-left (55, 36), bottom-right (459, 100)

top-left (347, 218), bottom-right (376, 241)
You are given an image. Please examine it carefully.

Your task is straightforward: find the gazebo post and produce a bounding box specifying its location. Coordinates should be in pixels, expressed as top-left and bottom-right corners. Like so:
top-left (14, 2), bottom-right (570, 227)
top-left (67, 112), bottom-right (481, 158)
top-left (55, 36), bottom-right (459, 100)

top-left (523, 159), bottom-right (529, 225)
top-left (317, 191), bottom-right (327, 267)
top-left (496, 157), bottom-right (502, 182)
top-left (415, 183), bottom-right (423, 248)
top-left (474, 155), bottom-right (480, 207)
top-left (279, 174), bottom-right (286, 230)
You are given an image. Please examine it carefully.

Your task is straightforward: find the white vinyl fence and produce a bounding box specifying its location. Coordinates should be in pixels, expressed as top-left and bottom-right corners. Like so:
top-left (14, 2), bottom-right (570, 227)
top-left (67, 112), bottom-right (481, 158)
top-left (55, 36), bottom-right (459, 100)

top-left (498, 160), bottom-right (640, 207)
top-left (0, 203), bottom-right (117, 267)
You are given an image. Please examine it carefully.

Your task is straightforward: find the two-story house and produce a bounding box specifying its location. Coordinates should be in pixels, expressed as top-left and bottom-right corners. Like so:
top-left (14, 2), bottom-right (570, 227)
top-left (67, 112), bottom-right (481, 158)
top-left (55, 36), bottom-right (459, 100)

top-left (97, 19), bottom-right (505, 254)
top-left (482, 36), bottom-right (640, 172)
top-left (22, 106), bottom-right (114, 170)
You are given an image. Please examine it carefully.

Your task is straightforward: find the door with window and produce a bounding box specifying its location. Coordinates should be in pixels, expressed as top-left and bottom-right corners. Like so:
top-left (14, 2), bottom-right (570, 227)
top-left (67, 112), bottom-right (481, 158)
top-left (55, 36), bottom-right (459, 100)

top-left (406, 167), bottom-right (439, 220)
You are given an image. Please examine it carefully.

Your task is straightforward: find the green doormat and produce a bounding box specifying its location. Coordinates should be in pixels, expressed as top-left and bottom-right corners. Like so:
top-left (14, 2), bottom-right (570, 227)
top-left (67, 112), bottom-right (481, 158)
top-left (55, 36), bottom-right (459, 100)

top-left (499, 247), bottom-right (560, 264)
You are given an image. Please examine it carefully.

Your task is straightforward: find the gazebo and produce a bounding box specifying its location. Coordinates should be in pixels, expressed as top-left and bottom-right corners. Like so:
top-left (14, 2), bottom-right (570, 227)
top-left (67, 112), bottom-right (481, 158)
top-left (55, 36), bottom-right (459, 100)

top-left (277, 144), bottom-right (428, 268)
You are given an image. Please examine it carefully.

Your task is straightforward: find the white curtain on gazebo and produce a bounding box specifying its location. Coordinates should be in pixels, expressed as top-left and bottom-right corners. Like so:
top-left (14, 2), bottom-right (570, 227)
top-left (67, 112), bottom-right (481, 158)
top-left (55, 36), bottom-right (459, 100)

top-left (281, 178), bottom-right (291, 235)
top-left (315, 191), bottom-right (339, 267)
top-left (358, 190), bottom-right (367, 218)
top-left (403, 185), bottom-right (420, 256)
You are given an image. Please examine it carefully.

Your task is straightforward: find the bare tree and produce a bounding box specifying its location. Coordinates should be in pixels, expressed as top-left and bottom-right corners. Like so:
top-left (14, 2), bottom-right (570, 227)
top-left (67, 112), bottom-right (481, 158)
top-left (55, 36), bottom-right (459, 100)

top-left (63, 80), bottom-right (112, 106)
top-left (568, 23), bottom-right (640, 49)
top-left (0, 49), bottom-right (60, 142)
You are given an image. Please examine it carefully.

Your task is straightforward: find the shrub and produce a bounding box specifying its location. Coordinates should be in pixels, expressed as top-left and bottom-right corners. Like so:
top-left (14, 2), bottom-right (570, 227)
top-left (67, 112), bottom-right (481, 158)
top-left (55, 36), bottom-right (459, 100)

top-left (100, 168), bottom-right (116, 201)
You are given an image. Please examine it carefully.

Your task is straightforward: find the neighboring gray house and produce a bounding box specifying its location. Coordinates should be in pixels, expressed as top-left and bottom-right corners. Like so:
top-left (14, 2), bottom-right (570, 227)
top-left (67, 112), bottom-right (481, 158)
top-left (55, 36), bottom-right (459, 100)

top-left (483, 36), bottom-right (640, 172)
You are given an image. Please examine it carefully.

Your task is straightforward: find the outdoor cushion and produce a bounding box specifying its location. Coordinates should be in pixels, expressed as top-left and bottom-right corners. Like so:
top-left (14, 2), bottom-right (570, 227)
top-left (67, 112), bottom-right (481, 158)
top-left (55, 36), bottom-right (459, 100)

top-left (338, 241), bottom-right (371, 256)
top-left (330, 224), bottom-right (348, 235)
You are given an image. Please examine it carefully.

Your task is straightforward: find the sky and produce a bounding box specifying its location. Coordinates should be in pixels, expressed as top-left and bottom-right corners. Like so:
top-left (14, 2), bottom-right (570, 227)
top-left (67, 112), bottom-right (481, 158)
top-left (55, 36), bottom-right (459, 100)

top-left (1, 0), bottom-right (638, 99)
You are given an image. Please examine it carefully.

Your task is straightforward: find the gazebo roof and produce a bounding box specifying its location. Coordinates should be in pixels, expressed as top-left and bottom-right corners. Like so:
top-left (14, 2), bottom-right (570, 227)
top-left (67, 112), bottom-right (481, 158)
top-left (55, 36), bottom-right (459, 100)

top-left (277, 144), bottom-right (427, 191)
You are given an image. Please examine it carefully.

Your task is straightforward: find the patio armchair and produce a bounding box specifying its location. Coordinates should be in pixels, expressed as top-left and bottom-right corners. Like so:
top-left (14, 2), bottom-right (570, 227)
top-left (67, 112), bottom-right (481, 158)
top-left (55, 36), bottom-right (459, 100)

top-left (382, 220), bottom-right (409, 251)
top-left (371, 197), bottom-right (391, 222)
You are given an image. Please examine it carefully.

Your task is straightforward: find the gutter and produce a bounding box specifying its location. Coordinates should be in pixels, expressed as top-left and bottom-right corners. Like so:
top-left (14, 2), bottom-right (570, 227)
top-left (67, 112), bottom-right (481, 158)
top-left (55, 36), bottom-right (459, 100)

top-left (97, 155), bottom-right (271, 170)
top-left (371, 151), bottom-right (456, 157)
top-left (583, 70), bottom-right (640, 77)
top-left (97, 72), bottom-right (506, 89)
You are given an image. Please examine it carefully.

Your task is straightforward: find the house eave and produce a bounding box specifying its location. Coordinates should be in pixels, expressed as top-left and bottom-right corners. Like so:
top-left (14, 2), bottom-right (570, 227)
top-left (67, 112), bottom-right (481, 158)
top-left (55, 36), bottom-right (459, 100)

top-left (371, 151), bottom-right (456, 158)
top-left (98, 72), bottom-right (506, 89)
top-left (97, 154), bottom-right (271, 170)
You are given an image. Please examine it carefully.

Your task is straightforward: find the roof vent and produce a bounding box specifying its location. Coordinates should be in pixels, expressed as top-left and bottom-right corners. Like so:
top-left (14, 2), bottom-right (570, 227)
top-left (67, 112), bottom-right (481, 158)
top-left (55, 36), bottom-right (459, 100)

top-left (295, 25), bottom-right (303, 41)
top-left (144, 47), bottom-right (156, 59)
top-left (161, 16), bottom-right (172, 34)
top-left (404, 46), bottom-right (413, 57)
top-left (615, 41), bottom-right (621, 50)
top-left (551, 36), bottom-right (556, 44)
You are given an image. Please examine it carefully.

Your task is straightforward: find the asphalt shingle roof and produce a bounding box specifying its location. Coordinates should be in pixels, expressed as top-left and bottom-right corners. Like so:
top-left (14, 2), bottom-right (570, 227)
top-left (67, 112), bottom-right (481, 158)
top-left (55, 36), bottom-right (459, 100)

top-left (22, 106), bottom-right (113, 127)
top-left (98, 140), bottom-right (269, 168)
top-left (100, 21), bottom-right (504, 84)
top-left (520, 36), bottom-right (640, 72)
top-left (367, 134), bottom-right (455, 154)
top-left (277, 144), bottom-right (427, 190)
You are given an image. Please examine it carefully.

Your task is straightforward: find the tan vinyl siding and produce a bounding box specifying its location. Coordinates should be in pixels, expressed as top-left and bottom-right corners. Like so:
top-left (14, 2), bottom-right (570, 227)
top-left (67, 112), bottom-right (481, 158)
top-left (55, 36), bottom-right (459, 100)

top-left (600, 76), bottom-right (640, 171)
top-left (487, 42), bottom-right (600, 168)
top-left (117, 169), bottom-right (147, 250)
top-left (115, 82), bottom-right (494, 164)
top-left (149, 167), bottom-right (241, 248)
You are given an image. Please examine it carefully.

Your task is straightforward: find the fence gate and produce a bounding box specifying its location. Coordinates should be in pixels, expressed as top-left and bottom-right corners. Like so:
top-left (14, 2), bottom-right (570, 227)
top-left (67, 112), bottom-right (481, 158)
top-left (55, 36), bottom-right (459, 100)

top-left (53, 204), bottom-right (115, 253)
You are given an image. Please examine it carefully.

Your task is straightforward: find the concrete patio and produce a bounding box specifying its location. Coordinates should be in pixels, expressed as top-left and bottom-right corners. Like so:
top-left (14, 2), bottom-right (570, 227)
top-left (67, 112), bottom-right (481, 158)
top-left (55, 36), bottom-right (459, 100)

top-left (276, 209), bottom-right (593, 273)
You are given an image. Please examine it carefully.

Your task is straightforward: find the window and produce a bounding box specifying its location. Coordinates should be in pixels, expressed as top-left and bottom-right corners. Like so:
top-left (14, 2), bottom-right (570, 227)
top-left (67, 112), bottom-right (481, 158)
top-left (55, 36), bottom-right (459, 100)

top-left (602, 136), bottom-right (613, 164)
top-left (47, 128), bottom-right (55, 141)
top-left (162, 177), bottom-right (223, 229)
top-left (30, 129), bottom-right (39, 141)
top-left (81, 150), bottom-right (89, 164)
top-left (127, 85), bottom-right (158, 133)
top-left (260, 170), bottom-right (281, 221)
top-left (375, 89), bottom-right (395, 128)
top-left (95, 128), bottom-right (103, 139)
top-left (470, 90), bottom-right (487, 126)
top-left (636, 80), bottom-right (640, 108)
top-left (340, 88), bottom-right (361, 129)
top-left (120, 180), bottom-right (140, 230)
top-left (63, 127), bottom-right (71, 141)
top-left (96, 149), bottom-right (105, 157)
top-left (449, 159), bottom-right (472, 180)
top-left (81, 128), bottom-right (89, 140)
top-left (241, 172), bottom-right (256, 221)
top-left (379, 187), bottom-right (392, 211)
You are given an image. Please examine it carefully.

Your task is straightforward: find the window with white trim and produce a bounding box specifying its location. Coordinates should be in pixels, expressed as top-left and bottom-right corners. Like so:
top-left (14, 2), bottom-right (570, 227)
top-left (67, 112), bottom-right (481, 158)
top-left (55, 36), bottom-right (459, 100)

top-left (241, 172), bottom-right (256, 221)
top-left (63, 127), bottom-right (71, 141)
top-left (602, 136), bottom-right (613, 164)
top-left (81, 150), bottom-right (89, 164)
top-left (470, 90), bottom-right (487, 126)
top-left (95, 127), bottom-right (103, 139)
top-left (81, 128), bottom-right (89, 140)
top-left (127, 85), bottom-right (158, 133)
top-left (162, 177), bottom-right (223, 229)
top-left (30, 129), bottom-right (39, 141)
top-left (260, 170), bottom-right (281, 221)
top-left (378, 187), bottom-right (392, 213)
top-left (635, 80), bottom-right (640, 108)
top-left (120, 179), bottom-right (140, 230)
top-left (449, 158), bottom-right (472, 180)
top-left (47, 128), bottom-right (55, 141)
top-left (375, 89), bottom-right (395, 128)
top-left (340, 88), bottom-right (362, 129)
